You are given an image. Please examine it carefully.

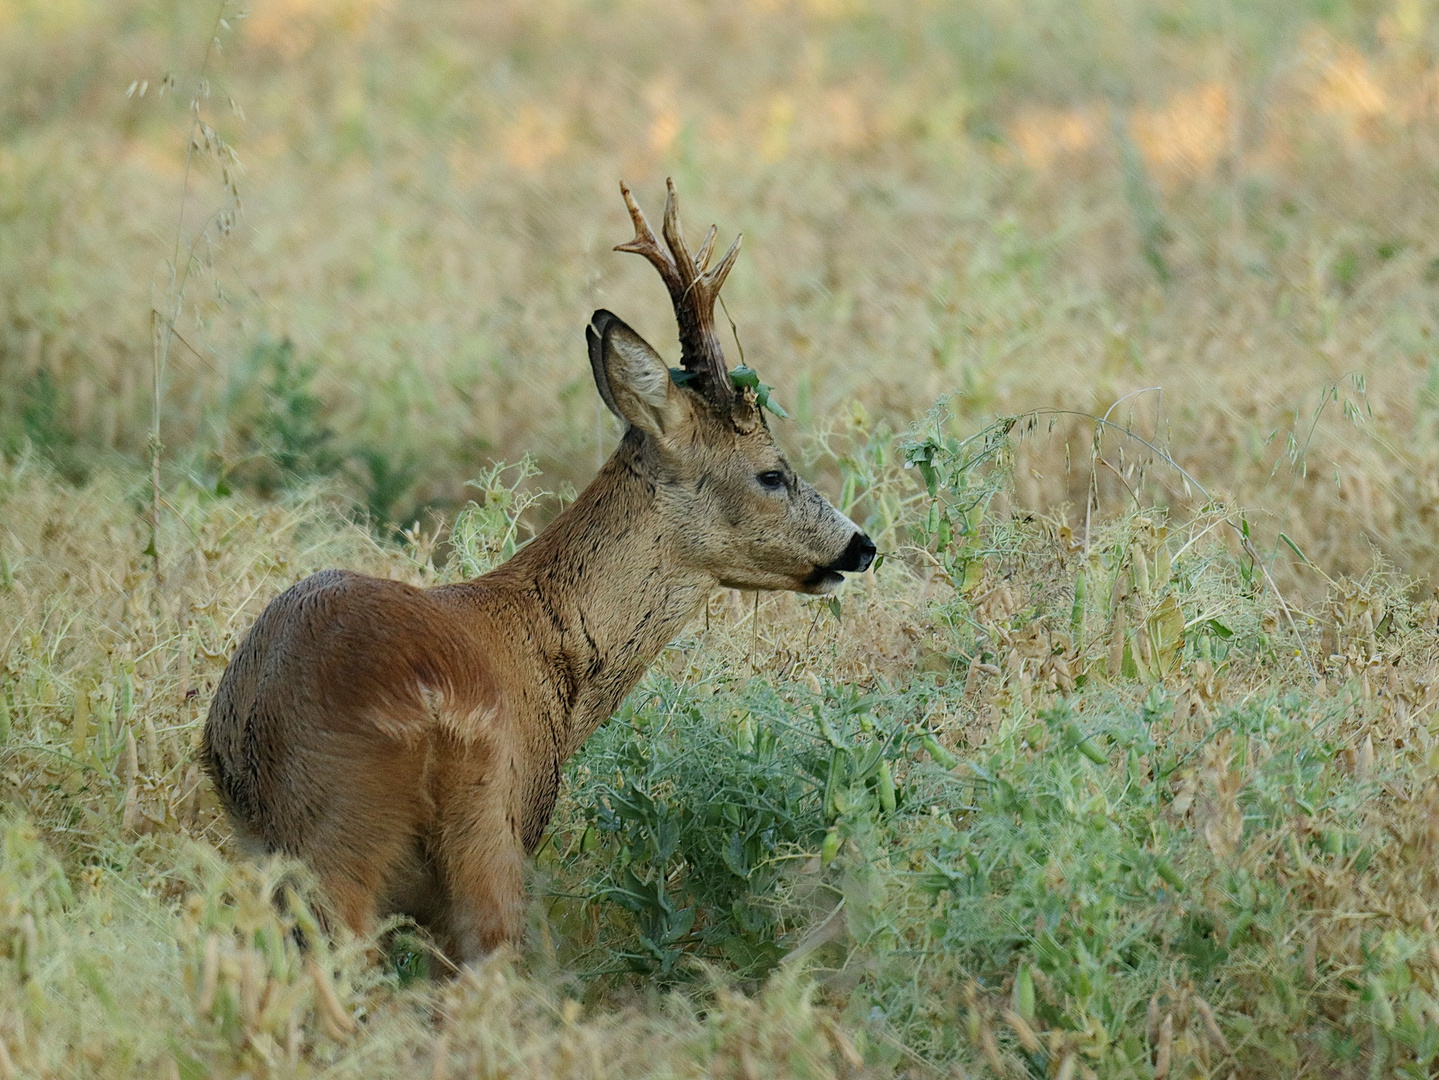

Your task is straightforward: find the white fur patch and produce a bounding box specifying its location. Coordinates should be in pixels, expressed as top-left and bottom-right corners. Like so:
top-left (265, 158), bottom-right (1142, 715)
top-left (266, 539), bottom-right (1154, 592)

top-left (608, 330), bottom-right (670, 410)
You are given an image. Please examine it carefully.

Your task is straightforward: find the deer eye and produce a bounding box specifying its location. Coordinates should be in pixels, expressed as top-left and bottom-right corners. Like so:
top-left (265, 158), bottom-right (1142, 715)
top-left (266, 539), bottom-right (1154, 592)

top-left (756, 470), bottom-right (786, 492)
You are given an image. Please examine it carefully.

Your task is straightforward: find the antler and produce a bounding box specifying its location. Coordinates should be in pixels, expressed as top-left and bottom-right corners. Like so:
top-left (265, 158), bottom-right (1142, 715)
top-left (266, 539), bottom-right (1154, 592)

top-left (615, 178), bottom-right (742, 406)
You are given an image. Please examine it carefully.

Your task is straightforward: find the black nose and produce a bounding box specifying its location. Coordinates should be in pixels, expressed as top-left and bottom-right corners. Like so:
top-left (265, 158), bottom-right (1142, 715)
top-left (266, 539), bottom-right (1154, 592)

top-left (828, 531), bottom-right (877, 574)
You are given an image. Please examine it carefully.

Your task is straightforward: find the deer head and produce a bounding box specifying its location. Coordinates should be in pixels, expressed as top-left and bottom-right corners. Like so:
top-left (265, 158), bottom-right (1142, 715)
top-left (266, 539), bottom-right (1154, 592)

top-left (586, 180), bottom-right (874, 595)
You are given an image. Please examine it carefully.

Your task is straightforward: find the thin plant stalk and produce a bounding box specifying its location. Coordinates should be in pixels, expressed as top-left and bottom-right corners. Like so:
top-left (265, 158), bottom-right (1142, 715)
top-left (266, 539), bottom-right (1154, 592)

top-left (149, 0), bottom-right (232, 585)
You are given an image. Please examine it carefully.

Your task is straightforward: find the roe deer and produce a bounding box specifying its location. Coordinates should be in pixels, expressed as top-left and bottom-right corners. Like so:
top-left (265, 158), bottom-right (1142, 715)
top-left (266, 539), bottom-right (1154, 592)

top-left (202, 180), bottom-right (876, 964)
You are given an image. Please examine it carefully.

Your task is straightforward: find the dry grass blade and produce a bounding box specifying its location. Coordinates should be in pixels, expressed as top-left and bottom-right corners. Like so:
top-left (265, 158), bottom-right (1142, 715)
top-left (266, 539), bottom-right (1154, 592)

top-left (1154, 1014), bottom-right (1173, 1079)
top-left (1192, 996), bottom-right (1231, 1057)
top-left (305, 956), bottom-right (356, 1038)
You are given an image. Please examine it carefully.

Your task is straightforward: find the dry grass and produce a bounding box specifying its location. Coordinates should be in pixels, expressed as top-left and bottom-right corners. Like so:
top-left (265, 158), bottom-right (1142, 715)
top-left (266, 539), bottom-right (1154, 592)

top-left (5, 0), bottom-right (1439, 1076)
top-left (5, 431), bottom-right (1439, 1075)
top-left (0, 454), bottom-right (875, 1077)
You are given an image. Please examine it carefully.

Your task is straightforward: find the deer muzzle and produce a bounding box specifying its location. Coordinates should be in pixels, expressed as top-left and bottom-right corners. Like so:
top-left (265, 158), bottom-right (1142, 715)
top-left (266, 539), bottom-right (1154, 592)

top-left (829, 531), bottom-right (877, 574)
top-left (803, 530), bottom-right (876, 592)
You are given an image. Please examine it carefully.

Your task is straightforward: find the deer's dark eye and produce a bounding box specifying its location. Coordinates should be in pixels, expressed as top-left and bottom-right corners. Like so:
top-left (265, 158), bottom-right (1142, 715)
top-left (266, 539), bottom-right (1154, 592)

top-left (756, 470), bottom-right (786, 492)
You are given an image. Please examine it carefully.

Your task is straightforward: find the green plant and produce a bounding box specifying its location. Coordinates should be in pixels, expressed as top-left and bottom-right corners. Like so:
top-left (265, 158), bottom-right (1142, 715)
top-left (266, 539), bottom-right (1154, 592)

top-left (252, 339), bottom-right (340, 484)
top-left (9, 369), bottom-right (88, 483)
top-left (444, 456), bottom-right (555, 578)
top-left (900, 402), bottom-right (1015, 593)
top-left (554, 677), bottom-right (916, 981)
top-left (352, 447), bottom-right (421, 533)
top-left (220, 337), bottom-right (341, 497)
top-left (1112, 110), bottom-right (1173, 283)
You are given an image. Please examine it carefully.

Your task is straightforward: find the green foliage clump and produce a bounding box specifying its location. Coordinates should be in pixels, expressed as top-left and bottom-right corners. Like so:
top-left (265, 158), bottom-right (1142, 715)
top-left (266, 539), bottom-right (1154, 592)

top-left (220, 338), bottom-right (340, 497)
top-left (0, 369), bottom-right (90, 484)
top-left (219, 338), bottom-right (431, 532)
top-left (445, 456), bottom-right (551, 578)
top-left (554, 678), bottom-right (914, 981)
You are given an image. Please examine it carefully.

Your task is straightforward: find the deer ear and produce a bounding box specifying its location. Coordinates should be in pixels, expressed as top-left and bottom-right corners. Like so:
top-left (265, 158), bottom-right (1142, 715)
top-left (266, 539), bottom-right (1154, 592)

top-left (587, 310), bottom-right (686, 436)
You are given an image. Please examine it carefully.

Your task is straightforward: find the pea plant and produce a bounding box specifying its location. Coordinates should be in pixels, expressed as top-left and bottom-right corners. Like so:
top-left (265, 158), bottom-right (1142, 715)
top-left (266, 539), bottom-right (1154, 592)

top-left (898, 403), bottom-right (1015, 592)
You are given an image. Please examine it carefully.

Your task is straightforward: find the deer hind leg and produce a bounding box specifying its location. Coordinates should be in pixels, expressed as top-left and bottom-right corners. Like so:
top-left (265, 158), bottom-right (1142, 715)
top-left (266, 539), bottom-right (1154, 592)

top-left (434, 770), bottom-right (527, 965)
top-left (300, 736), bottom-right (429, 949)
top-left (315, 863), bottom-right (382, 942)
top-left (306, 819), bottom-right (419, 949)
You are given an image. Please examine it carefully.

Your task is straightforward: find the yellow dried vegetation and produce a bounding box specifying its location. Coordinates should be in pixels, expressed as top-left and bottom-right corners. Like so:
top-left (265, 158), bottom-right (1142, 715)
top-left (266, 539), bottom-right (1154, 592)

top-left (4, 0), bottom-right (1439, 1075)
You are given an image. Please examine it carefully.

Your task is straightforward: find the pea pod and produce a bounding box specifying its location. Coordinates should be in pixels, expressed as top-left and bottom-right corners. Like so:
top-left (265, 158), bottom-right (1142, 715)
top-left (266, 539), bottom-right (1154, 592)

top-left (936, 514), bottom-right (952, 552)
top-left (1154, 857), bottom-right (1185, 893)
top-left (921, 735), bottom-right (959, 770)
top-left (919, 458), bottom-right (939, 498)
top-left (735, 711), bottom-right (756, 756)
top-left (1130, 543), bottom-right (1151, 598)
top-left (1015, 965), bottom-right (1035, 1020)
top-left (1064, 723), bottom-right (1107, 765)
top-left (824, 748), bottom-right (848, 819)
top-left (821, 826), bottom-right (841, 866)
top-left (875, 759), bottom-right (896, 813)
top-left (72, 684), bottom-right (91, 756)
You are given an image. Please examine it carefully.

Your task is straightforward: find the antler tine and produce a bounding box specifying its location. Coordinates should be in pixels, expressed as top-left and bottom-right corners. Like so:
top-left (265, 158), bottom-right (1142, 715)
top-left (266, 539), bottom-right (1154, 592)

top-left (614, 181), bottom-right (682, 292)
top-left (660, 177), bottom-right (696, 288)
top-left (693, 225), bottom-right (718, 273)
top-left (704, 233), bottom-right (742, 295)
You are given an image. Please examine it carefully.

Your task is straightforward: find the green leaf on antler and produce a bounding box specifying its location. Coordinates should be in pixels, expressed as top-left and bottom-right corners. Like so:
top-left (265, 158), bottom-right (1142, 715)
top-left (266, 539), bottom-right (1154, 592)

top-left (728, 366), bottom-right (789, 418)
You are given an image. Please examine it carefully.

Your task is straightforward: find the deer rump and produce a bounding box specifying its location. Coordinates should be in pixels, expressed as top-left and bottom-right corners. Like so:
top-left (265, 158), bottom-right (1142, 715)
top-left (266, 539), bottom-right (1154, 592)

top-left (203, 568), bottom-right (537, 951)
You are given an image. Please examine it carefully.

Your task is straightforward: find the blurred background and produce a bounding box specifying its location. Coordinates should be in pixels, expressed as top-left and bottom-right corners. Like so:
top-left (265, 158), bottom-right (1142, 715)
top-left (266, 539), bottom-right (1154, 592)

top-left (1, 0), bottom-right (1437, 588)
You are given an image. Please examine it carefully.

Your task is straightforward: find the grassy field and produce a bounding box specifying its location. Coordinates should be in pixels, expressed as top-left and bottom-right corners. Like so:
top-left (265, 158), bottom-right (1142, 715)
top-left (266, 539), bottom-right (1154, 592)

top-left (4, 0), bottom-right (1439, 1075)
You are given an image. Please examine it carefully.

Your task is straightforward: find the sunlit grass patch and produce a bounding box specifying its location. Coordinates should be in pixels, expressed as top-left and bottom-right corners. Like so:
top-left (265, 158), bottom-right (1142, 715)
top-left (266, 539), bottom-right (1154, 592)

top-left (3, 0), bottom-right (1439, 1074)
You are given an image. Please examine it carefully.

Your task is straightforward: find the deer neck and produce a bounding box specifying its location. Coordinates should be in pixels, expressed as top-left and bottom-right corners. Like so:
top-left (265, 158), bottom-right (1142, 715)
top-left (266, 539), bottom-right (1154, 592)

top-left (485, 428), bottom-right (710, 756)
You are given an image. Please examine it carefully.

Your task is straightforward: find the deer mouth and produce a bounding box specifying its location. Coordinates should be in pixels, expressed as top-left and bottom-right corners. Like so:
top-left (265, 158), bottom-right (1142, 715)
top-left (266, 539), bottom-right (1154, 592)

top-left (802, 532), bottom-right (877, 593)
top-left (802, 567), bottom-right (848, 593)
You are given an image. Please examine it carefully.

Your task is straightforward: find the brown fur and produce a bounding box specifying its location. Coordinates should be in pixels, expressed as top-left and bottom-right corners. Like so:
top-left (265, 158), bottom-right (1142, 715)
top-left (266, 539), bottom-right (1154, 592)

top-left (202, 186), bottom-right (874, 964)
